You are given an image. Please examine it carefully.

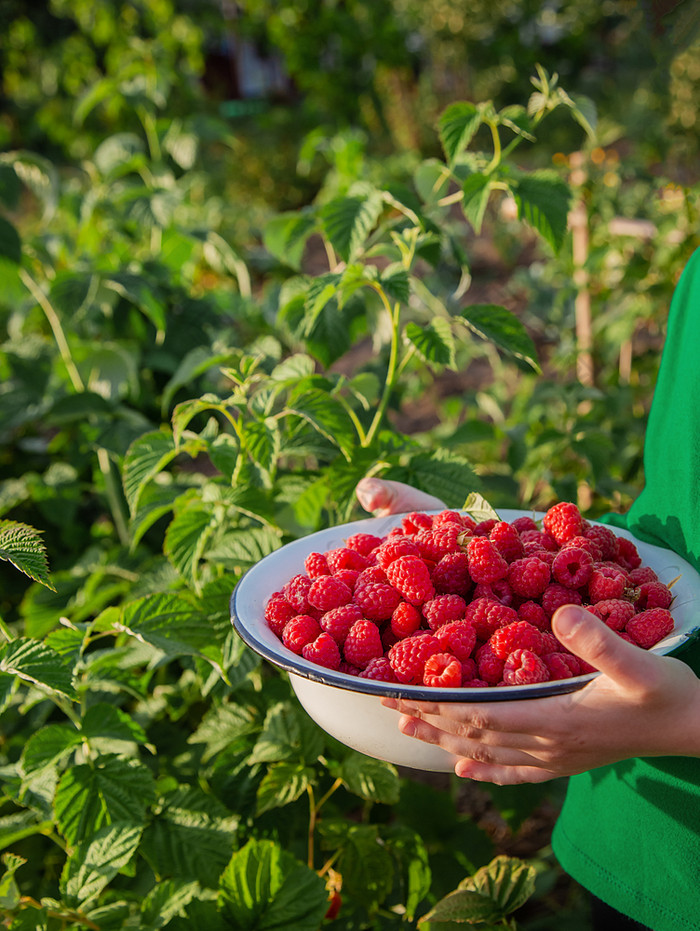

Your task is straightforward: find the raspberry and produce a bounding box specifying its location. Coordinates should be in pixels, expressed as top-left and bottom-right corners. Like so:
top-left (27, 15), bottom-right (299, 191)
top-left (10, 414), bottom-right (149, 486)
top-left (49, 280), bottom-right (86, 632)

top-left (510, 515), bottom-right (539, 534)
top-left (401, 511), bottom-right (434, 534)
top-left (551, 546), bottom-right (594, 589)
top-left (433, 509), bottom-right (470, 528)
top-left (584, 524), bottom-right (619, 561)
top-left (541, 583), bottom-right (582, 618)
top-left (462, 677), bottom-right (490, 688)
top-left (508, 556), bottom-right (551, 599)
top-left (539, 630), bottom-right (561, 653)
top-left (385, 555), bottom-right (435, 605)
top-left (345, 533), bottom-right (383, 556)
top-left (563, 535), bottom-right (603, 562)
top-left (422, 594), bottom-right (467, 631)
top-left (391, 601), bottom-right (422, 638)
top-left (590, 599), bottom-right (635, 631)
top-left (521, 544), bottom-right (556, 566)
top-left (283, 575), bottom-right (312, 612)
top-left (334, 568), bottom-right (360, 591)
top-left (466, 537), bottom-right (508, 585)
top-left (503, 649), bottom-right (549, 686)
top-left (375, 537), bottom-right (420, 570)
top-left (543, 652), bottom-right (581, 680)
top-left (388, 632), bottom-right (441, 684)
top-left (265, 594), bottom-right (296, 637)
top-left (625, 608), bottom-right (674, 649)
top-left (543, 501), bottom-right (584, 545)
top-left (588, 566), bottom-right (627, 603)
top-left (635, 580), bottom-right (673, 611)
top-left (353, 581), bottom-right (402, 621)
top-left (432, 551), bottom-right (472, 597)
top-left (282, 615), bottom-right (321, 654)
top-left (302, 632), bottom-right (341, 670)
top-left (343, 620), bottom-right (384, 668)
top-left (381, 623), bottom-right (399, 652)
top-left (475, 643), bottom-right (505, 684)
top-left (488, 621), bottom-right (544, 660)
top-left (517, 600), bottom-right (549, 631)
top-left (339, 660), bottom-right (361, 676)
top-left (489, 522), bottom-right (524, 562)
top-left (358, 656), bottom-right (397, 681)
top-left (616, 537), bottom-right (642, 571)
top-left (326, 547), bottom-right (369, 573)
top-left (520, 530), bottom-right (558, 552)
top-left (414, 525), bottom-right (462, 561)
top-left (459, 657), bottom-right (478, 682)
top-left (466, 598), bottom-right (518, 641)
top-left (355, 565), bottom-right (388, 587)
top-left (472, 519), bottom-right (499, 537)
top-left (434, 620), bottom-right (477, 660)
top-left (423, 653), bottom-right (462, 688)
top-left (307, 576), bottom-right (352, 612)
top-left (628, 566), bottom-right (659, 586)
top-left (305, 552), bottom-right (331, 578)
top-left (320, 603), bottom-right (363, 644)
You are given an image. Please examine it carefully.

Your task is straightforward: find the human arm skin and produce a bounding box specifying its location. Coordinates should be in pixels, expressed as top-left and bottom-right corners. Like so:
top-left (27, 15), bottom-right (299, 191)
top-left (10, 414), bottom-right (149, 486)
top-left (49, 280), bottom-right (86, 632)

top-left (356, 478), bottom-right (700, 784)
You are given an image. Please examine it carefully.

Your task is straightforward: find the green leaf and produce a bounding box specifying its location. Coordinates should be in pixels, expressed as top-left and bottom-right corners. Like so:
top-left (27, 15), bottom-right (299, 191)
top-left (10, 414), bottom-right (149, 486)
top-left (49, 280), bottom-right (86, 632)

top-left (438, 102), bottom-right (485, 165)
top-left (21, 723), bottom-right (81, 775)
top-left (94, 133), bottom-right (147, 176)
top-left (188, 702), bottom-right (258, 762)
top-left (60, 822), bottom-right (143, 908)
top-left (459, 303), bottom-right (539, 371)
top-left (461, 172), bottom-right (492, 233)
top-left (320, 193), bottom-right (384, 262)
top-left (163, 505), bottom-right (216, 586)
top-left (512, 171), bottom-right (572, 253)
top-left (0, 216), bottom-right (21, 264)
top-left (104, 271), bottom-right (166, 334)
top-left (418, 887), bottom-right (501, 925)
top-left (205, 526), bottom-right (282, 569)
top-left (286, 387), bottom-right (356, 457)
top-left (0, 520), bottom-right (54, 589)
top-left (141, 878), bottom-right (201, 927)
top-left (414, 158), bottom-right (452, 206)
top-left (81, 702), bottom-right (148, 748)
top-left (0, 165), bottom-right (21, 209)
top-left (379, 264), bottom-right (411, 304)
top-left (0, 853), bottom-right (24, 909)
top-left (337, 825), bottom-right (394, 905)
top-left (162, 347), bottom-right (239, 416)
top-left (256, 762), bottom-right (314, 815)
top-left (264, 210), bottom-right (318, 270)
top-left (248, 703), bottom-right (324, 766)
top-left (243, 419), bottom-right (280, 474)
top-left (405, 318), bottom-right (456, 369)
top-left (0, 812), bottom-right (54, 852)
top-left (389, 449), bottom-right (480, 510)
top-left (54, 754), bottom-right (156, 846)
top-left (218, 838), bottom-right (328, 931)
top-left (339, 754), bottom-right (400, 805)
top-left (122, 431), bottom-right (179, 516)
top-left (0, 638), bottom-right (75, 698)
top-left (466, 854), bottom-right (537, 914)
top-left (462, 493), bottom-right (501, 523)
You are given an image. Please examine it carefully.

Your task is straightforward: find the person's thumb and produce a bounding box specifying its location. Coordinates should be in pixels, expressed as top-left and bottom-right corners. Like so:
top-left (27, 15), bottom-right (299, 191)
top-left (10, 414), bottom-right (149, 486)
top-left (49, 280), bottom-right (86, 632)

top-left (552, 603), bottom-right (656, 689)
top-left (355, 478), bottom-right (446, 517)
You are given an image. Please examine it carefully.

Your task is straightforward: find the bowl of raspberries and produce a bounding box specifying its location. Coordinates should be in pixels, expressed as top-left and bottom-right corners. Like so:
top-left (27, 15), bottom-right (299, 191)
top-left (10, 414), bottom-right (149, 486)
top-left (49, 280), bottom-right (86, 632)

top-left (231, 503), bottom-right (700, 772)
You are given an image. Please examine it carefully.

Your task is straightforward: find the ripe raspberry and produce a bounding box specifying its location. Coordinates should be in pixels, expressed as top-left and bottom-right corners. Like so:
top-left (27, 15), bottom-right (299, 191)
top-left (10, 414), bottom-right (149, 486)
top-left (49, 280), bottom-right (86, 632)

top-left (584, 524), bottom-right (619, 561)
top-left (375, 537), bottom-right (420, 570)
top-left (265, 594), bottom-right (296, 637)
top-left (562, 535), bottom-right (602, 562)
top-left (305, 552), bottom-right (331, 578)
top-left (353, 580), bottom-right (402, 621)
top-left (391, 601), bottom-right (422, 638)
top-left (434, 620), bottom-right (477, 660)
top-left (588, 566), bottom-right (627, 603)
top-left (508, 556), bottom-right (551, 599)
top-left (326, 547), bottom-right (369, 573)
top-left (388, 632), bottom-right (442, 684)
top-left (541, 583), bottom-right (582, 618)
top-left (551, 546), bottom-right (594, 589)
top-left (502, 649), bottom-right (549, 686)
top-left (520, 530), bottom-right (558, 552)
top-left (343, 619), bottom-right (384, 669)
top-left (423, 653), bottom-right (462, 688)
top-left (466, 598), bottom-right (518, 641)
top-left (543, 652), bottom-right (581, 680)
top-left (355, 565), bottom-right (388, 587)
top-left (473, 579), bottom-right (516, 606)
top-left (302, 632), bottom-right (341, 670)
top-left (543, 501), bottom-right (584, 545)
top-left (472, 518), bottom-right (500, 537)
top-left (333, 568), bottom-right (360, 591)
top-left (475, 643), bottom-right (505, 684)
top-left (386, 555), bottom-right (435, 605)
top-left (615, 537), bottom-right (642, 571)
top-left (539, 630), bottom-right (561, 654)
top-left (488, 621), bottom-right (544, 660)
top-left (422, 594), bottom-right (467, 631)
top-left (467, 537), bottom-right (508, 585)
top-left (415, 525), bottom-right (463, 562)
top-left (635, 580), bottom-right (673, 611)
top-left (589, 599), bottom-right (635, 632)
top-left (628, 566), bottom-right (659, 586)
top-left (510, 515), bottom-right (539, 534)
top-left (282, 615), bottom-right (321, 654)
top-left (381, 623), bottom-right (399, 652)
top-left (459, 657), bottom-right (478, 682)
top-left (345, 533), bottom-right (383, 556)
top-left (339, 660), bottom-right (361, 676)
top-left (517, 600), bottom-right (549, 631)
top-left (307, 576), bottom-right (352, 612)
top-left (521, 544), bottom-right (556, 566)
top-left (462, 677), bottom-right (490, 688)
top-left (401, 511), bottom-right (434, 535)
top-left (432, 551), bottom-right (472, 597)
top-left (489, 522), bottom-right (524, 562)
top-left (320, 603), bottom-right (363, 644)
top-left (358, 656), bottom-right (397, 682)
top-left (625, 608), bottom-right (674, 649)
top-left (283, 575), bottom-right (313, 612)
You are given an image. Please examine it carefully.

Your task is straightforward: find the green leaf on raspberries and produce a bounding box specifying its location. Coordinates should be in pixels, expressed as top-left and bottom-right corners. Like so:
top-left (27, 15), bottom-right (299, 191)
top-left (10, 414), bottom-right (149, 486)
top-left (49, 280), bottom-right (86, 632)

top-left (122, 431), bottom-right (179, 516)
top-left (461, 171), bottom-right (493, 233)
top-left (320, 192), bottom-right (384, 262)
top-left (204, 526), bottom-right (282, 570)
top-left (256, 762), bottom-right (315, 815)
top-left (462, 492), bottom-right (501, 523)
top-left (21, 723), bottom-right (81, 775)
top-left (465, 854), bottom-right (537, 914)
top-left (438, 102), bottom-right (486, 165)
top-left (263, 208), bottom-right (318, 270)
top-left (405, 318), bottom-right (455, 369)
top-left (163, 504), bottom-right (217, 587)
top-left (387, 449), bottom-right (481, 509)
top-left (0, 520), bottom-right (54, 589)
top-left (338, 753), bottom-right (400, 805)
top-left (218, 838), bottom-right (328, 931)
top-left (511, 170), bottom-right (571, 253)
top-left (188, 702), bottom-right (259, 763)
top-left (60, 822), bottom-right (143, 908)
top-left (81, 702), bottom-right (148, 749)
top-left (385, 826), bottom-right (432, 922)
top-left (286, 387), bottom-right (356, 458)
top-left (140, 878), bottom-right (201, 928)
top-left (459, 303), bottom-right (540, 371)
top-left (337, 825), bottom-right (394, 906)
top-left (418, 887), bottom-right (501, 925)
top-left (0, 812), bottom-right (54, 852)
top-left (248, 703), bottom-right (325, 766)
top-left (0, 638), bottom-right (76, 698)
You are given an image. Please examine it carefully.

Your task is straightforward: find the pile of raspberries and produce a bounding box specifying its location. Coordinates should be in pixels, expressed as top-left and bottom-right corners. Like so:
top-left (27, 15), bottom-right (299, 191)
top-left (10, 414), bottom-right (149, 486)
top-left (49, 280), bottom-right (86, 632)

top-left (264, 502), bottom-right (675, 688)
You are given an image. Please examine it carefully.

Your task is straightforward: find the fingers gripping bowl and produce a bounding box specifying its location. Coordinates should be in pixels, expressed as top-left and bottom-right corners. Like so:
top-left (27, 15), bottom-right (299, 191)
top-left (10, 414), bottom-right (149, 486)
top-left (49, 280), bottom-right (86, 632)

top-left (231, 509), bottom-right (700, 772)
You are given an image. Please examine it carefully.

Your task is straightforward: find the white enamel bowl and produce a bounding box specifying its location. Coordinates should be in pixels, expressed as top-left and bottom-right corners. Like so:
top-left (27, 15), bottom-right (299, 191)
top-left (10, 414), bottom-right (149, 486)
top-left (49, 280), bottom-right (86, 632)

top-left (231, 510), bottom-right (700, 772)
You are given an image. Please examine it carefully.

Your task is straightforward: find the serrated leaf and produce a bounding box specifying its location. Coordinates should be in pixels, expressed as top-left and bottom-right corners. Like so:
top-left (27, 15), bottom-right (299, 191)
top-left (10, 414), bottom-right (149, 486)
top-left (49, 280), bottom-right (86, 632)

top-left (256, 762), bottom-right (314, 815)
top-left (248, 703), bottom-right (324, 766)
top-left (264, 210), bottom-right (318, 270)
top-left (438, 102), bottom-right (485, 165)
top-left (60, 822), bottom-right (142, 908)
top-left (188, 702), bottom-right (258, 762)
top-left (0, 639), bottom-right (75, 698)
top-left (218, 838), bottom-right (328, 931)
top-left (141, 878), bottom-right (201, 927)
top-left (379, 264), bottom-right (411, 304)
top-left (465, 854), bottom-right (537, 914)
top-left (286, 388), bottom-right (356, 457)
top-left (54, 754), bottom-right (156, 846)
top-left (0, 520), bottom-right (54, 589)
top-left (418, 887), bottom-right (501, 924)
top-left (462, 492), bottom-right (501, 523)
top-left (339, 754), bottom-right (400, 805)
top-left (163, 505), bottom-right (216, 586)
top-left (320, 193), bottom-right (384, 262)
top-left (122, 431), bottom-right (179, 516)
top-left (162, 348), bottom-right (238, 416)
top-left (81, 702), bottom-right (148, 747)
top-left (0, 812), bottom-right (54, 852)
top-left (461, 172), bottom-right (492, 233)
top-left (303, 272), bottom-right (342, 330)
top-left (390, 449), bottom-right (480, 510)
top-left (21, 723), bottom-right (81, 775)
top-left (405, 318), bottom-right (456, 369)
top-left (512, 171), bottom-right (571, 253)
top-left (204, 526), bottom-right (282, 569)
top-left (459, 303), bottom-right (539, 371)
top-left (243, 419), bottom-right (280, 474)
top-left (338, 825), bottom-right (394, 905)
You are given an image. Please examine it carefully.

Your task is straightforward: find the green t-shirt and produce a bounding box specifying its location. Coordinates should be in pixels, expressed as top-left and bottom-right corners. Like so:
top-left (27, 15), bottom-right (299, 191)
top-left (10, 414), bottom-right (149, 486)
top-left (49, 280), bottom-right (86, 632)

top-left (552, 247), bottom-right (700, 930)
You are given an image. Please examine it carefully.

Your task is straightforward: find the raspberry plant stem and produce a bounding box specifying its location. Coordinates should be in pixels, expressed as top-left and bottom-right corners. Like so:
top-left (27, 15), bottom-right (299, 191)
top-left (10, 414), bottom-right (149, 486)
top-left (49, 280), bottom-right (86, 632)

top-left (364, 287), bottom-right (400, 448)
